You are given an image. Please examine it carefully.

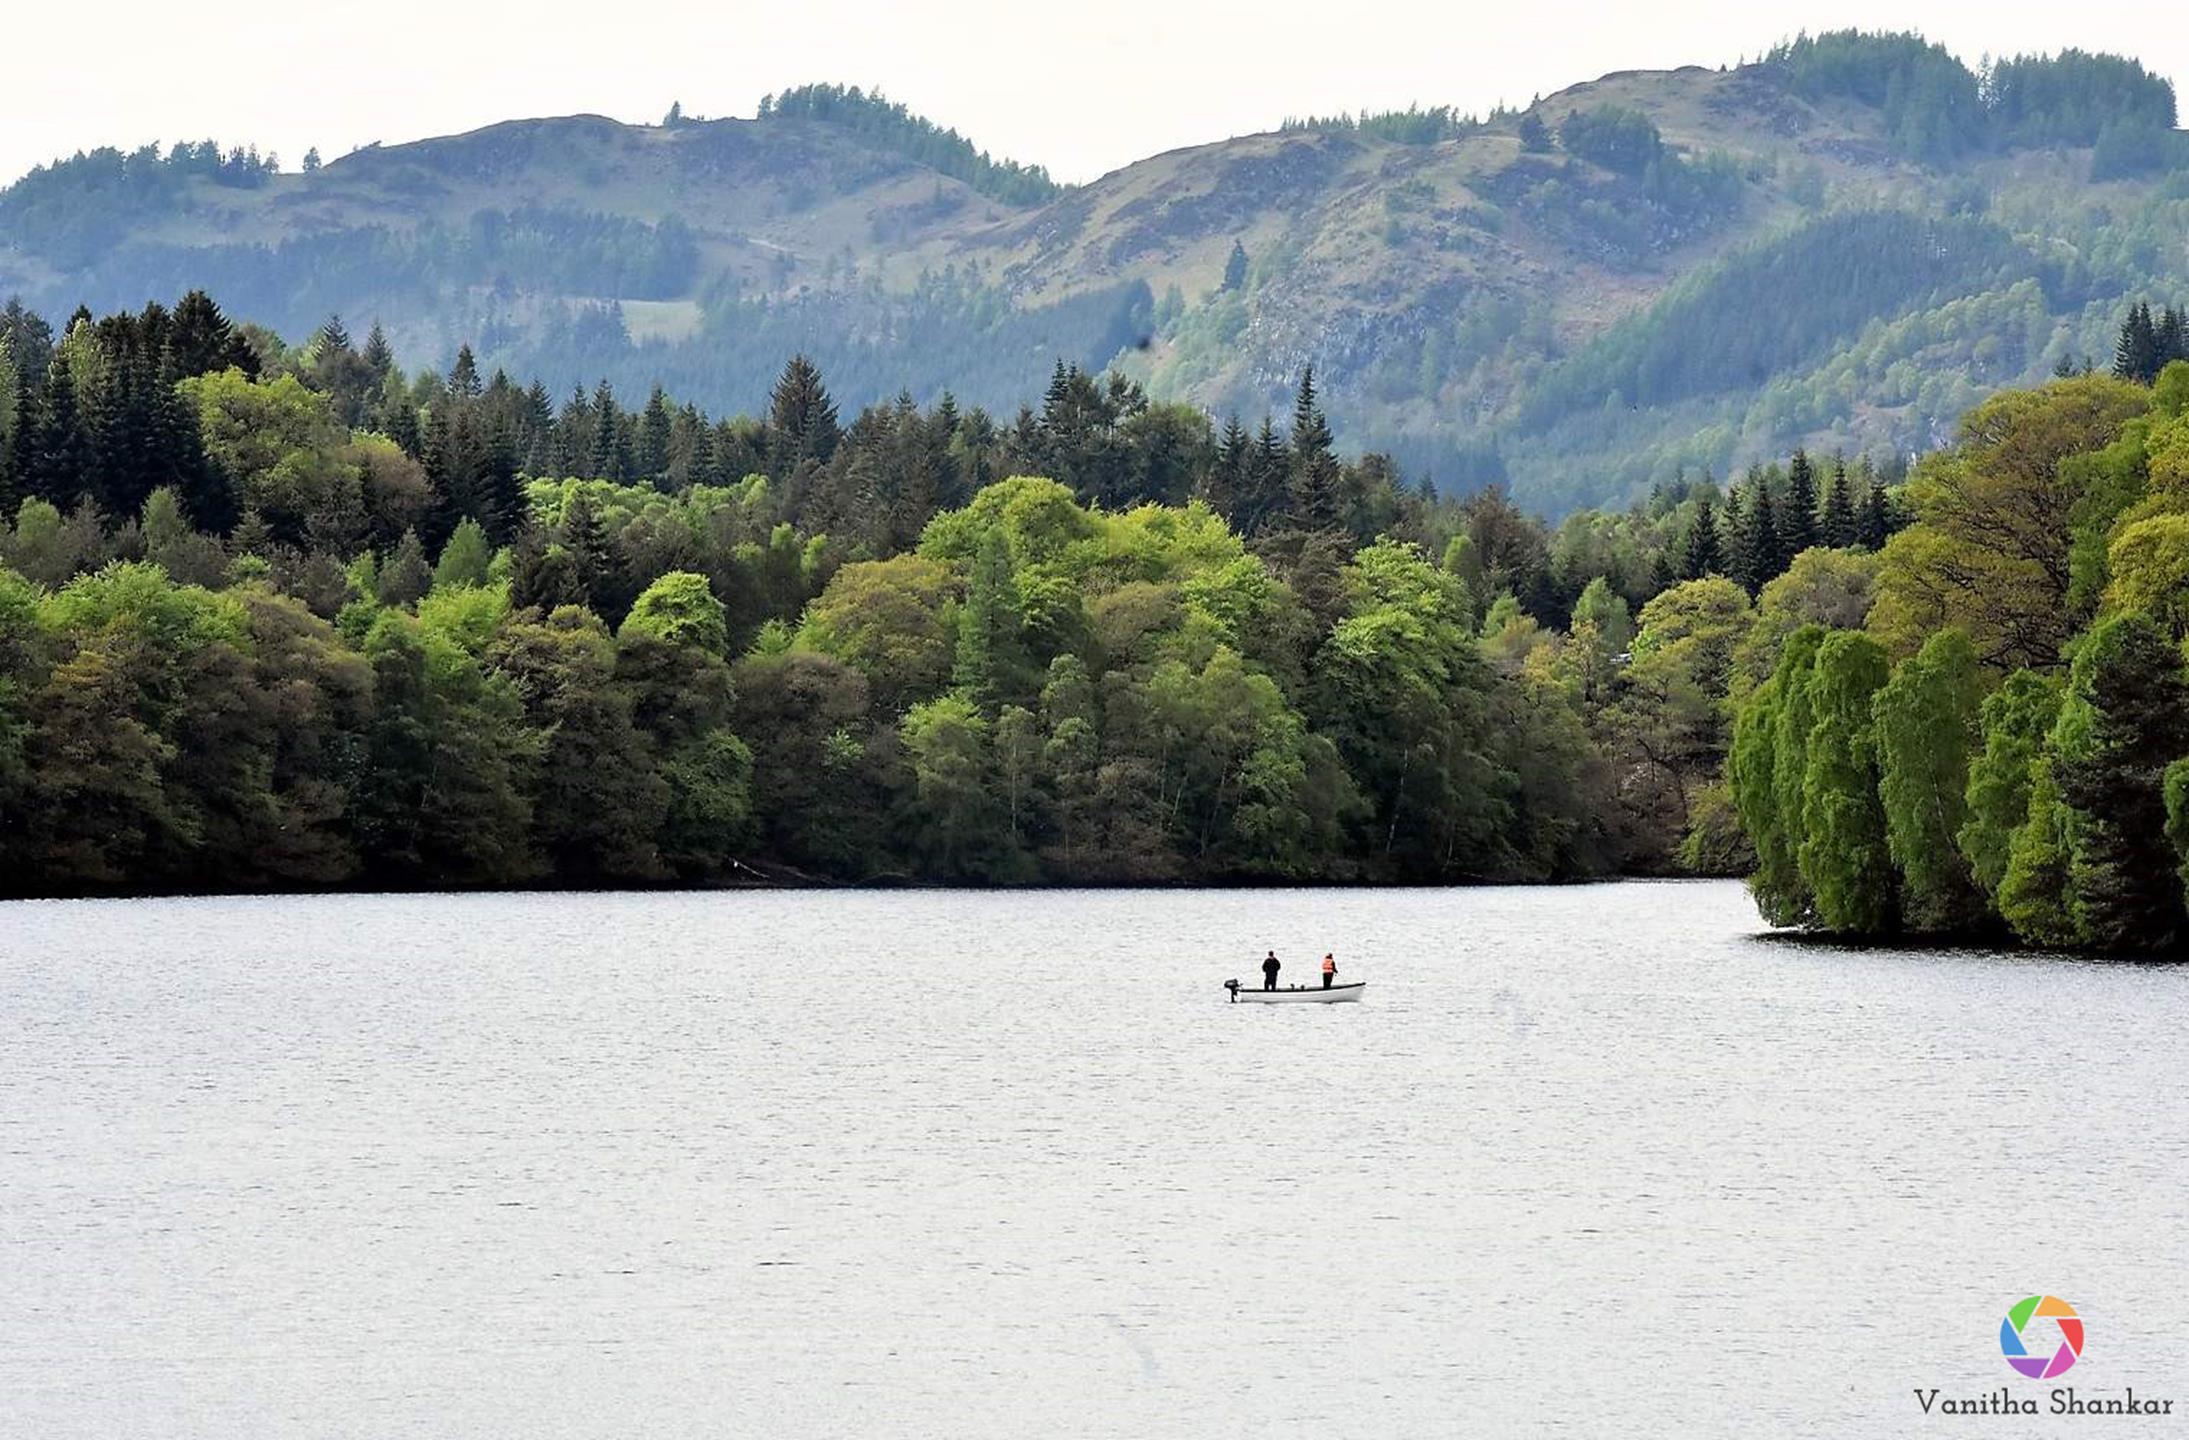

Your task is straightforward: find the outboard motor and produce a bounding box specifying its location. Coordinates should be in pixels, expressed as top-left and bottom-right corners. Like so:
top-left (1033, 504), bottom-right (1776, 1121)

top-left (1224, 978), bottom-right (1241, 1002)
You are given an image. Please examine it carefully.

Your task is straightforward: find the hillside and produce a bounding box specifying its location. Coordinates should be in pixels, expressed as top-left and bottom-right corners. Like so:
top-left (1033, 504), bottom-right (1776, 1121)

top-left (4, 39), bottom-right (2188, 513)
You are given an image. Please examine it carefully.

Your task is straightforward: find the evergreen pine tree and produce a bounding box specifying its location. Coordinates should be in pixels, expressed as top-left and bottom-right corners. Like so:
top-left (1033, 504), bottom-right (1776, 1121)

top-left (448, 344), bottom-right (482, 398)
top-left (510, 524), bottom-right (583, 611)
top-left (1779, 449), bottom-right (1818, 557)
top-left (517, 380), bottom-right (555, 470)
top-left (1732, 478), bottom-right (1783, 593)
top-left (1220, 240), bottom-right (1248, 293)
top-left (422, 405), bottom-right (458, 528)
top-left (1239, 415), bottom-right (1287, 536)
top-left (637, 384), bottom-right (673, 487)
top-left (361, 322), bottom-right (395, 378)
top-left (381, 387), bottom-right (423, 459)
top-left (87, 342), bottom-right (161, 521)
top-left (1856, 471), bottom-right (1891, 550)
top-left (1204, 415), bottom-right (1248, 523)
top-left (149, 345), bottom-right (215, 529)
top-left (2115, 301), bottom-right (2161, 383)
top-left (478, 413), bottom-right (525, 545)
top-left (2158, 305), bottom-right (2187, 371)
top-left (767, 355), bottom-right (840, 476)
top-left (0, 297), bottom-right (55, 380)
top-left (588, 380), bottom-right (621, 479)
top-left (2053, 615), bottom-right (2189, 950)
top-left (166, 290), bottom-right (256, 380)
top-left (0, 363), bottom-right (34, 514)
top-left (682, 407), bottom-right (718, 488)
top-left (229, 508), bottom-right (273, 560)
top-left (27, 343), bottom-right (91, 509)
top-left (560, 489), bottom-right (612, 614)
top-left (378, 527), bottom-right (433, 607)
top-left (1285, 368), bottom-right (1343, 537)
top-left (1820, 457), bottom-right (1857, 548)
top-left (1680, 494), bottom-right (1722, 579)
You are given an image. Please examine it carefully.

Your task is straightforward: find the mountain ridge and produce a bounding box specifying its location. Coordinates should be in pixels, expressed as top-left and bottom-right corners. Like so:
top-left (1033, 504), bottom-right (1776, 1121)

top-left (3, 32), bottom-right (2185, 513)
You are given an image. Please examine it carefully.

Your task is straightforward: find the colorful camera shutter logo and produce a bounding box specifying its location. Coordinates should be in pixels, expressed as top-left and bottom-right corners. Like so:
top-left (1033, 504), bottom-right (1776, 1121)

top-left (2000, 1295), bottom-right (2083, 1379)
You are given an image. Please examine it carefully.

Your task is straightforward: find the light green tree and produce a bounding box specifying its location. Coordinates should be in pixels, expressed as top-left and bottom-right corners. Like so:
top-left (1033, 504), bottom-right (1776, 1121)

top-left (1873, 628), bottom-right (1987, 931)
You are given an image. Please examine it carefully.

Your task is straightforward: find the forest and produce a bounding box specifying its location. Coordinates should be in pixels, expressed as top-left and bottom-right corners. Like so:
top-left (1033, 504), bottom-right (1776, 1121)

top-left (0, 287), bottom-right (2182, 952)
top-left (1730, 351), bottom-right (2189, 953)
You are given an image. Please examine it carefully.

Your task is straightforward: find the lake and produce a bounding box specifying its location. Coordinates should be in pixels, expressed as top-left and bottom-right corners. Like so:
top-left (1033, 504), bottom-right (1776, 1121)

top-left (2, 880), bottom-right (2185, 1436)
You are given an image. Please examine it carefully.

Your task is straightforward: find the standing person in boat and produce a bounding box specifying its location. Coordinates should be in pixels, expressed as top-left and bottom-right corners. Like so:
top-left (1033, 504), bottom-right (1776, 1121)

top-left (1321, 954), bottom-right (1337, 989)
top-left (1261, 951), bottom-right (1281, 991)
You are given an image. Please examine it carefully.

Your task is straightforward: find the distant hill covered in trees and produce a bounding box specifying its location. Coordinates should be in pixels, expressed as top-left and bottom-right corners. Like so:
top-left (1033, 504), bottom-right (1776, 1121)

top-left (3, 32), bottom-right (2188, 516)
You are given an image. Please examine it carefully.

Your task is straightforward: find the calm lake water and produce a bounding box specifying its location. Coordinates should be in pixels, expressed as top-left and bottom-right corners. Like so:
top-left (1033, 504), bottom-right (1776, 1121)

top-left (3, 881), bottom-right (2185, 1436)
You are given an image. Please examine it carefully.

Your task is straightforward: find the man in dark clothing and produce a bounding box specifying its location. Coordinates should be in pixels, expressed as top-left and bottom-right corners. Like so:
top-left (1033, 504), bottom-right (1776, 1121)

top-left (1262, 951), bottom-right (1281, 990)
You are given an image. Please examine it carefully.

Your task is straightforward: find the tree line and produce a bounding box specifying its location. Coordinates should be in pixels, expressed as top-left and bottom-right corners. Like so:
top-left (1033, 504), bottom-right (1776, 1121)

top-left (757, 84), bottom-right (1061, 206)
top-left (0, 285), bottom-right (1931, 896)
top-left (1767, 32), bottom-right (2179, 172)
top-left (1727, 363), bottom-right (2189, 951)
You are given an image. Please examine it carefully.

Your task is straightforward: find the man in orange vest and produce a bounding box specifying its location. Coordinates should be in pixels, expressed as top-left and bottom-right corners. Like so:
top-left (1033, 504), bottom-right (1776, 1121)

top-left (1321, 954), bottom-right (1337, 989)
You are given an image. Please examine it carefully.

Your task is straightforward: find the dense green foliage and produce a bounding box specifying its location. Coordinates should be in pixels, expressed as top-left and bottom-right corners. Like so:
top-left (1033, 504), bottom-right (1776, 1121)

top-left (1280, 107), bottom-right (1479, 145)
top-left (1766, 33), bottom-right (2177, 165)
top-left (759, 84), bottom-right (1061, 205)
top-left (1727, 347), bottom-right (2189, 950)
top-left (3, 289), bottom-right (1815, 894)
top-left (0, 142), bottom-right (278, 269)
top-left (7, 278), bottom-right (2187, 931)
top-left (1526, 211), bottom-right (2029, 421)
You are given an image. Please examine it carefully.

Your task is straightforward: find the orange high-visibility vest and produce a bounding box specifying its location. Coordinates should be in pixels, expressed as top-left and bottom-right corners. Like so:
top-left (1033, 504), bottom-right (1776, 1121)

top-left (1322, 956), bottom-right (1336, 973)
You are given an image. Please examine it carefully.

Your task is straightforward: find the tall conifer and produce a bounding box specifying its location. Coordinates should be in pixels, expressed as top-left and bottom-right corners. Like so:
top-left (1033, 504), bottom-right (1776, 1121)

top-left (1286, 368), bottom-right (1343, 537)
top-left (767, 355), bottom-right (840, 476)
top-left (1820, 456), bottom-right (1857, 548)
top-left (1681, 494), bottom-right (1722, 579)
top-left (1779, 449), bottom-right (1818, 557)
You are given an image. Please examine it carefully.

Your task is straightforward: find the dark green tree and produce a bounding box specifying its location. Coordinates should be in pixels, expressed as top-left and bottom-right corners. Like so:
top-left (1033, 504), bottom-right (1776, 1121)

top-left (377, 528), bottom-right (433, 607)
top-left (165, 290), bottom-right (256, 381)
top-left (447, 344), bottom-right (482, 398)
top-left (1779, 449), bottom-right (1818, 556)
top-left (1855, 473), bottom-right (1891, 550)
top-left (1730, 478), bottom-right (1784, 593)
top-left (2115, 301), bottom-right (2161, 384)
top-left (1220, 240), bottom-right (1248, 293)
top-left (2052, 612), bottom-right (2189, 950)
top-left (1819, 457), bottom-right (1857, 547)
top-left (1285, 368), bottom-right (1343, 537)
top-left (767, 355), bottom-right (840, 476)
top-left (1680, 494), bottom-right (1721, 579)
top-left (636, 384), bottom-right (673, 487)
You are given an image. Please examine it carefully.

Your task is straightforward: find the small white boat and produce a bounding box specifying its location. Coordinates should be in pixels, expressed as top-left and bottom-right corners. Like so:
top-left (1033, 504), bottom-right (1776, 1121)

top-left (1225, 979), bottom-right (1366, 1004)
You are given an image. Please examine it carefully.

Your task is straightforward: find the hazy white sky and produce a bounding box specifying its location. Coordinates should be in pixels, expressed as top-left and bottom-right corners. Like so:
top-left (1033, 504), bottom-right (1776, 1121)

top-left (7, 1), bottom-right (2184, 187)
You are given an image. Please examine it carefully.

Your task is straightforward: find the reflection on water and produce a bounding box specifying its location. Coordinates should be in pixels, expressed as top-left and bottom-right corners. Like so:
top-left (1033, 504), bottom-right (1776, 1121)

top-left (2, 881), bottom-right (2185, 1436)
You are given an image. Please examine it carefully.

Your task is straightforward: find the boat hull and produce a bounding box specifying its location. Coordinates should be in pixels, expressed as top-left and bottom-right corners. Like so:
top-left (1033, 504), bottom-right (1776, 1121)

top-left (1230, 981), bottom-right (1365, 1004)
